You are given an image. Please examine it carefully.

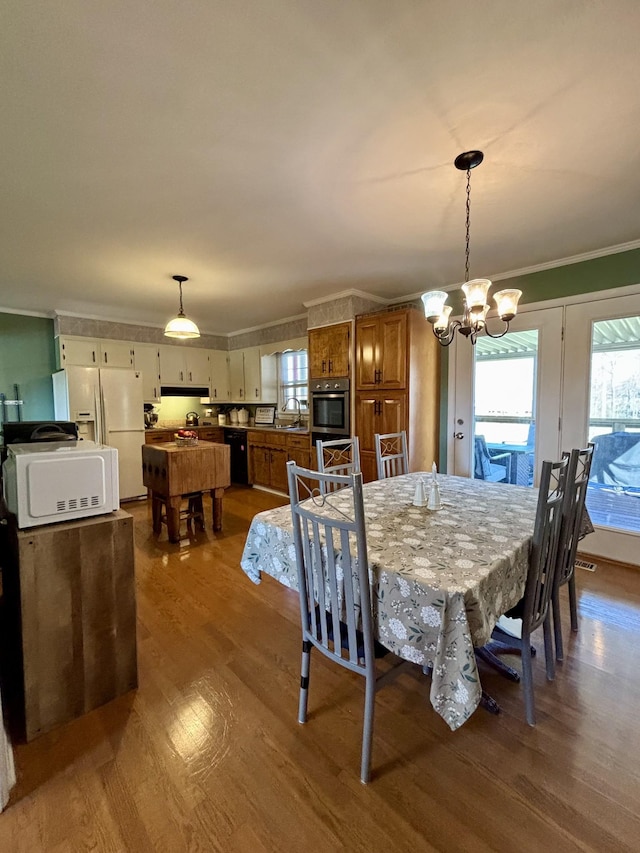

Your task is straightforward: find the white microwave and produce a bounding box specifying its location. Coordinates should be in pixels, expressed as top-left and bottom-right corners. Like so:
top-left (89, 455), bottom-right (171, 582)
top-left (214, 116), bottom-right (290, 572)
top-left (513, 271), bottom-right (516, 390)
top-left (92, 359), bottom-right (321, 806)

top-left (2, 441), bottom-right (119, 529)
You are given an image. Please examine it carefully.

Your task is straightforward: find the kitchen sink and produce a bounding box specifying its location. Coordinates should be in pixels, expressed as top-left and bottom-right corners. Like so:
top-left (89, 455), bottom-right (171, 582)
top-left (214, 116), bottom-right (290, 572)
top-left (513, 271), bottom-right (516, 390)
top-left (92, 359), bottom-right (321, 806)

top-left (274, 424), bottom-right (301, 430)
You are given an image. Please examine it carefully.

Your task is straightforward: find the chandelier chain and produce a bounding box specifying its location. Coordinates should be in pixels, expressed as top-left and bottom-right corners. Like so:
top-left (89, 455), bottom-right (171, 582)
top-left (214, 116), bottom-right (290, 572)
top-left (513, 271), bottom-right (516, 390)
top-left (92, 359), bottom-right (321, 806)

top-left (464, 167), bottom-right (471, 283)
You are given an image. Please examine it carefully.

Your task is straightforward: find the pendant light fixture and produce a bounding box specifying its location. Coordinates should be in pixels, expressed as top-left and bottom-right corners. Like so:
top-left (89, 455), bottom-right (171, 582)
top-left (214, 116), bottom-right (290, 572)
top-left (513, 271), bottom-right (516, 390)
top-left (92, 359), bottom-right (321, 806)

top-left (421, 151), bottom-right (522, 346)
top-left (164, 275), bottom-right (200, 340)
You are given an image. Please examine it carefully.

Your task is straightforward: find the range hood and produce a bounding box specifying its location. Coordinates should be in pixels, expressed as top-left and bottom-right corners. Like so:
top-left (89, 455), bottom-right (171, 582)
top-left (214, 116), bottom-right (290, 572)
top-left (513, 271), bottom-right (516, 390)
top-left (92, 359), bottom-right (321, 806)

top-left (160, 385), bottom-right (209, 398)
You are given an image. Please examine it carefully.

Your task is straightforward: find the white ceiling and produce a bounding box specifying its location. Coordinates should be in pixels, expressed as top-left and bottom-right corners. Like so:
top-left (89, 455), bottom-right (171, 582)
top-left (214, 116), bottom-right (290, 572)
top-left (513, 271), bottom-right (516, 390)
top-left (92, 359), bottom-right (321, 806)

top-left (2, 1), bottom-right (640, 335)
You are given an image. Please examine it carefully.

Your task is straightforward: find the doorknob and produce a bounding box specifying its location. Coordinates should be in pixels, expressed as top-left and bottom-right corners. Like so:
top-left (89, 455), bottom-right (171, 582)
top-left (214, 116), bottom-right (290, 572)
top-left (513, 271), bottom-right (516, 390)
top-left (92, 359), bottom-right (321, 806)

top-left (454, 432), bottom-right (464, 439)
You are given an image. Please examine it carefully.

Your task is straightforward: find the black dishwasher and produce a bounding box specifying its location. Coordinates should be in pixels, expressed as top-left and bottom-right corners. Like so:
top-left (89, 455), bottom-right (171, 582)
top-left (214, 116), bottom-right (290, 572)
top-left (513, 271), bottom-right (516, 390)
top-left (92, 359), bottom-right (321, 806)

top-left (224, 428), bottom-right (249, 485)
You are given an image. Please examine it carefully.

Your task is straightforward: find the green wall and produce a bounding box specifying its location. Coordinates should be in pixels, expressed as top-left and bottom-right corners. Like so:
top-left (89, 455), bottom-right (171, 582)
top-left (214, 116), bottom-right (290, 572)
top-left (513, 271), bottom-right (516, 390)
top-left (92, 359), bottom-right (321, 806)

top-left (0, 313), bottom-right (56, 430)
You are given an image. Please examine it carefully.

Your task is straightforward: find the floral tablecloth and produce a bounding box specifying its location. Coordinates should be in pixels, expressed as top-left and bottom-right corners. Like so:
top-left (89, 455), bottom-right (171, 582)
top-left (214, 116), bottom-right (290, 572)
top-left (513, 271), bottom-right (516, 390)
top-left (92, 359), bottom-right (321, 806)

top-left (240, 473), bottom-right (539, 730)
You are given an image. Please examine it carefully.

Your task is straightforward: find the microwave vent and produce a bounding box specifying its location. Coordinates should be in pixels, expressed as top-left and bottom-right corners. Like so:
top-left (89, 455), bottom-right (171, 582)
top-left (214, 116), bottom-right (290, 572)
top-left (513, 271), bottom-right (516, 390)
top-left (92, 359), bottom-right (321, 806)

top-left (54, 494), bottom-right (101, 513)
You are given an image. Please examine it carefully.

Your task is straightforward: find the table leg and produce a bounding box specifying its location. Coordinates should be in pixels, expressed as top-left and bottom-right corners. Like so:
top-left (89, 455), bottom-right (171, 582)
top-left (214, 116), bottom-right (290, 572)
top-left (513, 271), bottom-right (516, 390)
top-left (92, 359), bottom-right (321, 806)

top-left (210, 488), bottom-right (225, 531)
top-left (151, 494), bottom-right (162, 533)
top-left (166, 497), bottom-right (182, 543)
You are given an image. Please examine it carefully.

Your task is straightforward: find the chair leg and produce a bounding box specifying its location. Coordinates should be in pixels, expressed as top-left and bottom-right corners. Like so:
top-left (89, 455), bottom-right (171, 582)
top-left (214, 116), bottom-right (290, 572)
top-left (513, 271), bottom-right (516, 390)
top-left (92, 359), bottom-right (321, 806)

top-left (298, 639), bottom-right (311, 724)
top-left (568, 573), bottom-right (579, 632)
top-left (543, 614), bottom-right (555, 681)
top-left (492, 624), bottom-right (537, 657)
top-left (360, 674), bottom-right (376, 784)
top-left (552, 587), bottom-right (564, 663)
top-left (521, 628), bottom-right (536, 726)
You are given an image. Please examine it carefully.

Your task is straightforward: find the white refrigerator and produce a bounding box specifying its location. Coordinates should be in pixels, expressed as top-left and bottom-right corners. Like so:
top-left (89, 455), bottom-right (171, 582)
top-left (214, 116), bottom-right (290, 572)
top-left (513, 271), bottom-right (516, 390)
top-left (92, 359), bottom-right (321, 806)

top-left (52, 366), bottom-right (146, 501)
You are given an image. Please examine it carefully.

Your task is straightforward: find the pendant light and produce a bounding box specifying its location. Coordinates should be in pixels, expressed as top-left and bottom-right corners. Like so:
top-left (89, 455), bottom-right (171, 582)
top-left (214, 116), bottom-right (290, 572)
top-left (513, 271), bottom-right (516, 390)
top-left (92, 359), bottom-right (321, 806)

top-left (421, 151), bottom-right (522, 346)
top-left (164, 275), bottom-right (200, 340)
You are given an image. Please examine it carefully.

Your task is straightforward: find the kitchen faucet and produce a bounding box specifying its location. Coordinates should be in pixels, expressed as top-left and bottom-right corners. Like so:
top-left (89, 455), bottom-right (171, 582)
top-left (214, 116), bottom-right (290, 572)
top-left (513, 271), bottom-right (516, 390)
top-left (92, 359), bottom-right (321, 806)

top-left (283, 397), bottom-right (302, 427)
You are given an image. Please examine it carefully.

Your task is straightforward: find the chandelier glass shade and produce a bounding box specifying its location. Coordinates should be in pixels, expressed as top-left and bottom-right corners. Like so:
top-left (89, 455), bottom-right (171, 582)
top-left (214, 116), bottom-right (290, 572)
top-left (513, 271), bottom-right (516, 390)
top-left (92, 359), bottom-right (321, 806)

top-left (421, 151), bottom-right (522, 346)
top-left (164, 275), bottom-right (200, 340)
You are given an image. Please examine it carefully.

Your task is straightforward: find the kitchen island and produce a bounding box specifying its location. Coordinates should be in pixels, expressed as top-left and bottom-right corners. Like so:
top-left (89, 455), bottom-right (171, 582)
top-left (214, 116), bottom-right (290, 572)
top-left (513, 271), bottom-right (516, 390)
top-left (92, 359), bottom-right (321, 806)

top-left (142, 440), bottom-right (231, 541)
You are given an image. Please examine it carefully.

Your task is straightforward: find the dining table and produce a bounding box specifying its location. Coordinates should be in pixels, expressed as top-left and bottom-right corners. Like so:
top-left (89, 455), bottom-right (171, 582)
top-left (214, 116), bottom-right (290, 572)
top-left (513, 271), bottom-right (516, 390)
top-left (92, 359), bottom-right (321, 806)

top-left (240, 472), bottom-right (540, 731)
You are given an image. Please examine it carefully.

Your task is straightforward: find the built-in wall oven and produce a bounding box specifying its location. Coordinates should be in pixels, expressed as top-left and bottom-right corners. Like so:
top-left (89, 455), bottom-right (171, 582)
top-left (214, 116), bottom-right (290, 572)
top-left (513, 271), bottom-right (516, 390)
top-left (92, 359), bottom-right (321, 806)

top-left (310, 377), bottom-right (350, 445)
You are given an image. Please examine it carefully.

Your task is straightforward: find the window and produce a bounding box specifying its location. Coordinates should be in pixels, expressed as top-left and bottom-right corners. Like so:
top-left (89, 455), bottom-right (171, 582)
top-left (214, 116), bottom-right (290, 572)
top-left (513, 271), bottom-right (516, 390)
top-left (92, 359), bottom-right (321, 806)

top-left (278, 350), bottom-right (308, 413)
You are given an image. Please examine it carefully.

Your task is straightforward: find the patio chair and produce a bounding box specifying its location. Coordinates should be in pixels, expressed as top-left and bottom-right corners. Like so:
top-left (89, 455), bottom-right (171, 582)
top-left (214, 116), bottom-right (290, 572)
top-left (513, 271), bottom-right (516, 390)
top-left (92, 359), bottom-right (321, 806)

top-left (552, 443), bottom-right (595, 661)
top-left (316, 436), bottom-right (361, 493)
top-left (374, 430), bottom-right (409, 479)
top-left (476, 455), bottom-right (569, 725)
top-left (474, 435), bottom-right (511, 483)
top-left (286, 460), bottom-right (410, 783)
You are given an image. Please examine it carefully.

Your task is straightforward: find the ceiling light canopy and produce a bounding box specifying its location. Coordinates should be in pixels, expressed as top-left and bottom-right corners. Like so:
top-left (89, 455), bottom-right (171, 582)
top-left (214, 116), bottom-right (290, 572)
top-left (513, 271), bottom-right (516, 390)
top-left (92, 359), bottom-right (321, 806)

top-left (422, 151), bottom-right (522, 346)
top-left (164, 275), bottom-right (200, 340)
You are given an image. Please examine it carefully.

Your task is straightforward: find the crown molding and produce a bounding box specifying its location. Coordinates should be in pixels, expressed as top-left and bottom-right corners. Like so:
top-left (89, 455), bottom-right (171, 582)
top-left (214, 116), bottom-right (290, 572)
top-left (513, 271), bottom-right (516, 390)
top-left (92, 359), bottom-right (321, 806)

top-left (302, 288), bottom-right (389, 308)
top-left (225, 311), bottom-right (308, 338)
top-left (0, 306), bottom-right (54, 319)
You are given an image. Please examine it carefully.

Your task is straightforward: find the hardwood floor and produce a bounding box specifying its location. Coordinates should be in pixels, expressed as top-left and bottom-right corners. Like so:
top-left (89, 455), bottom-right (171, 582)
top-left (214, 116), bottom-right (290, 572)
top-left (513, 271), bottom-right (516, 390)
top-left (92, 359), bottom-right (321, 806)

top-left (1, 486), bottom-right (640, 852)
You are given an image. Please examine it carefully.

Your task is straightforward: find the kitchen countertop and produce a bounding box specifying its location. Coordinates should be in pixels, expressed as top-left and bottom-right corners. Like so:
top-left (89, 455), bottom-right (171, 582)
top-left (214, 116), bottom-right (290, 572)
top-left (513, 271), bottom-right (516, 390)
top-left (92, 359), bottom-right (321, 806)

top-left (147, 423), bottom-right (309, 435)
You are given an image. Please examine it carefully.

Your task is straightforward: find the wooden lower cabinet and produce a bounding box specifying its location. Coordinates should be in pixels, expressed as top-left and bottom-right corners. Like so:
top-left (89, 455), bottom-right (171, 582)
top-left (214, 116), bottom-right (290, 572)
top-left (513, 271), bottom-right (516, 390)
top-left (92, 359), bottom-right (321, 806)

top-left (248, 431), bottom-right (311, 492)
top-left (144, 426), bottom-right (224, 444)
top-left (1, 510), bottom-right (137, 742)
top-left (355, 392), bottom-right (407, 482)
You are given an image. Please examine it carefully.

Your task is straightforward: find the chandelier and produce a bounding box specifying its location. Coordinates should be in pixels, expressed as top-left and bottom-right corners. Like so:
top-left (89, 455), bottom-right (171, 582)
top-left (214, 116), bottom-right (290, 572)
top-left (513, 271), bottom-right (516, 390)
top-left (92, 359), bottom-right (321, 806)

top-left (164, 275), bottom-right (200, 340)
top-left (421, 150), bottom-right (522, 346)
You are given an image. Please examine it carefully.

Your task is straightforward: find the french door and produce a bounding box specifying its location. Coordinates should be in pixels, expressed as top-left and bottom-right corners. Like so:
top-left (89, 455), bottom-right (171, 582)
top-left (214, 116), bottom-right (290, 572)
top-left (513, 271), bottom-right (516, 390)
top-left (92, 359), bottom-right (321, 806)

top-left (450, 290), bottom-right (640, 566)
top-left (450, 306), bottom-right (563, 488)
top-left (562, 293), bottom-right (640, 565)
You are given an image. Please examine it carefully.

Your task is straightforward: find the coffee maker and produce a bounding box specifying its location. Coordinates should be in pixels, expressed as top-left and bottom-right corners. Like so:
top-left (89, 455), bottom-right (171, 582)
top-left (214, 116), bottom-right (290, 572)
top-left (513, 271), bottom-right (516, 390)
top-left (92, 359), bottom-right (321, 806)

top-left (144, 403), bottom-right (158, 429)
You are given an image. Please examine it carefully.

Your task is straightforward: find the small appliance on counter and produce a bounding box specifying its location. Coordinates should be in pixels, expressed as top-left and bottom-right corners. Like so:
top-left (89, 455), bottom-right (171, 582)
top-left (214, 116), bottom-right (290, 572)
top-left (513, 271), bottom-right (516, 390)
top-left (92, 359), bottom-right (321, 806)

top-left (218, 413), bottom-right (227, 426)
top-left (144, 403), bottom-right (159, 429)
top-left (237, 407), bottom-right (249, 425)
top-left (229, 408), bottom-right (239, 425)
top-left (186, 411), bottom-right (200, 427)
top-left (2, 440), bottom-right (119, 528)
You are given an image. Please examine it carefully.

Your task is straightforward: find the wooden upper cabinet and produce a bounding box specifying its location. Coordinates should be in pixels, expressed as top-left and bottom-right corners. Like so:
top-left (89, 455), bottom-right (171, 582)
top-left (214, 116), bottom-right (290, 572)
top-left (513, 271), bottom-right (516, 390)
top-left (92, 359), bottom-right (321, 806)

top-left (308, 322), bottom-right (351, 379)
top-left (355, 311), bottom-right (407, 390)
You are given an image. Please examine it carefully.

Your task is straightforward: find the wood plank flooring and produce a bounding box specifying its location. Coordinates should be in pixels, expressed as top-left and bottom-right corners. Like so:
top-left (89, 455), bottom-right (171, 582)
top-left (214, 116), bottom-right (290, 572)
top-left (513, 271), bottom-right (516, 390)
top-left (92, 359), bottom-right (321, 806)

top-left (1, 486), bottom-right (640, 852)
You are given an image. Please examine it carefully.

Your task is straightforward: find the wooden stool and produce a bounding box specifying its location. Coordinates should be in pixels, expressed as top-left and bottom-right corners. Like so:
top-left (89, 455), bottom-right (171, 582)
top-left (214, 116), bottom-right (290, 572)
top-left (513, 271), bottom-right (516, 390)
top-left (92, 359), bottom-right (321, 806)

top-left (151, 491), bottom-right (205, 541)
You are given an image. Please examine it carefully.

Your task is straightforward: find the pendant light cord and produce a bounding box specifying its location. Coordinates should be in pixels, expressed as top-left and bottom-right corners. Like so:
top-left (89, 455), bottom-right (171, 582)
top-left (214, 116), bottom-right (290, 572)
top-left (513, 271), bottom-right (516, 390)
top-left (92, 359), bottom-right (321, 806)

top-left (464, 167), bottom-right (471, 283)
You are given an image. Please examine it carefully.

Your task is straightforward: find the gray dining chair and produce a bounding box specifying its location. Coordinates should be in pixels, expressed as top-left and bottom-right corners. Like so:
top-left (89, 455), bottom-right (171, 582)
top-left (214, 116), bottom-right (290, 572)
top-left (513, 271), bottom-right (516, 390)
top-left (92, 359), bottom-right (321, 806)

top-left (474, 435), bottom-right (511, 483)
top-left (316, 436), bottom-right (361, 493)
top-left (476, 456), bottom-right (569, 725)
top-left (552, 443), bottom-right (595, 661)
top-left (374, 430), bottom-right (409, 479)
top-left (286, 460), bottom-right (410, 783)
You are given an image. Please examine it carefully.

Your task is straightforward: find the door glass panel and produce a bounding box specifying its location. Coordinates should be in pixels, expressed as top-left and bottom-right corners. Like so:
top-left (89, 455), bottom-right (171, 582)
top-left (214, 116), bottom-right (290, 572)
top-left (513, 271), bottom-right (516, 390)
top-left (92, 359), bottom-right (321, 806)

top-left (585, 316), bottom-right (640, 533)
top-left (473, 330), bottom-right (538, 487)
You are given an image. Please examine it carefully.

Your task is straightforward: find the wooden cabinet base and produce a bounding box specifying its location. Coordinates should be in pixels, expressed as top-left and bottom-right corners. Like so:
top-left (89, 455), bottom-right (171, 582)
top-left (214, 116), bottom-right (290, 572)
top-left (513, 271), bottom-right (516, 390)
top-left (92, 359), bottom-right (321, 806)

top-left (1, 510), bottom-right (138, 742)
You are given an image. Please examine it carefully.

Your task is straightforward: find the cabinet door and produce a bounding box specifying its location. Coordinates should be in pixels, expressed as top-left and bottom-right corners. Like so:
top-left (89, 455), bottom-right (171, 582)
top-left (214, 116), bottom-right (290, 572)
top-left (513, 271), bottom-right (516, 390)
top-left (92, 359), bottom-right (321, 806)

top-left (134, 345), bottom-right (161, 402)
top-left (379, 313), bottom-right (407, 388)
top-left (57, 337), bottom-right (100, 367)
top-left (355, 319), bottom-right (380, 389)
top-left (354, 394), bottom-right (379, 453)
top-left (243, 347), bottom-right (262, 401)
top-left (269, 447), bottom-right (289, 492)
top-left (380, 393), bottom-right (407, 434)
top-left (159, 345), bottom-right (188, 384)
top-left (185, 349), bottom-right (210, 386)
top-left (308, 328), bottom-right (328, 378)
top-left (325, 323), bottom-right (350, 376)
top-left (209, 350), bottom-right (230, 401)
top-left (229, 351), bottom-right (245, 400)
top-left (250, 445), bottom-right (271, 486)
top-left (100, 340), bottom-right (134, 368)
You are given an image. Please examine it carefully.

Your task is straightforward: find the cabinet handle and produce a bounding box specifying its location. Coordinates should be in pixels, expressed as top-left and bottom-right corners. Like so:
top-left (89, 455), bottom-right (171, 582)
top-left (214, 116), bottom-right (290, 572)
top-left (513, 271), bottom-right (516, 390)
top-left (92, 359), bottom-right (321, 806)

top-left (92, 351), bottom-right (96, 363)
top-left (328, 359), bottom-right (333, 373)
top-left (180, 371), bottom-right (184, 381)
top-left (214, 389), bottom-right (217, 398)
top-left (154, 387), bottom-right (157, 399)
top-left (189, 372), bottom-right (193, 381)
top-left (255, 388), bottom-right (259, 398)
top-left (322, 360), bottom-right (326, 373)
top-left (104, 352), bottom-right (108, 364)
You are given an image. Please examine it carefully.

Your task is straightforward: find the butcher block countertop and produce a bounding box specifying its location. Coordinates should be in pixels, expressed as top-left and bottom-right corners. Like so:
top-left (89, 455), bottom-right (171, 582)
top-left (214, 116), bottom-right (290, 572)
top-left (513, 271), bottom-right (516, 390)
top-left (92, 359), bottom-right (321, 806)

top-left (142, 440), bottom-right (231, 497)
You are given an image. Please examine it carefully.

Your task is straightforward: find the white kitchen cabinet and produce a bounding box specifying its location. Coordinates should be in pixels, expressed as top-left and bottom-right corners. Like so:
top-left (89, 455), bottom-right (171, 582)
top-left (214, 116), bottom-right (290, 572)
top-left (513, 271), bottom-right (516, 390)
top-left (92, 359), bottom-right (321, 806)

top-left (243, 346), bottom-right (262, 402)
top-left (99, 340), bottom-right (134, 368)
top-left (209, 350), bottom-right (230, 401)
top-left (134, 344), bottom-right (161, 402)
top-left (56, 336), bottom-right (100, 368)
top-left (159, 345), bottom-right (210, 388)
top-left (228, 350), bottom-right (245, 400)
top-left (57, 336), bottom-right (134, 369)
